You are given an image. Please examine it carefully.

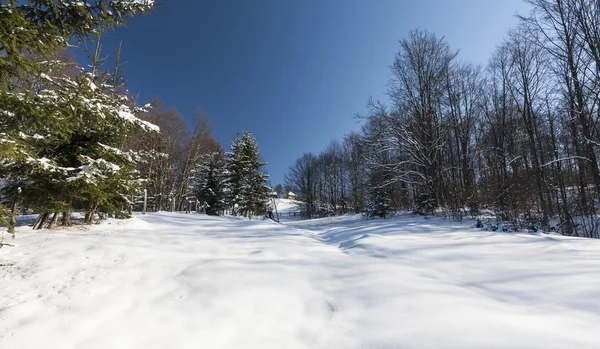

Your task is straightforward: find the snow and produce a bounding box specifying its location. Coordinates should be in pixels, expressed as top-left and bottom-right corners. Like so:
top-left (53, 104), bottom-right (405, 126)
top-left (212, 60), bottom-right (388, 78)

top-left (0, 110), bottom-right (15, 118)
top-left (1, 213), bottom-right (600, 348)
top-left (273, 198), bottom-right (302, 214)
top-left (117, 107), bottom-right (160, 132)
top-left (36, 157), bottom-right (55, 170)
top-left (272, 198), bottom-right (304, 222)
top-left (39, 73), bottom-right (53, 82)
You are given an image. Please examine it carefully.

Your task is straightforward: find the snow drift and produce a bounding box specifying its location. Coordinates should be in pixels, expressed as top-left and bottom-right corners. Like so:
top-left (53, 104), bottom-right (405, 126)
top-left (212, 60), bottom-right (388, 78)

top-left (1, 213), bottom-right (599, 348)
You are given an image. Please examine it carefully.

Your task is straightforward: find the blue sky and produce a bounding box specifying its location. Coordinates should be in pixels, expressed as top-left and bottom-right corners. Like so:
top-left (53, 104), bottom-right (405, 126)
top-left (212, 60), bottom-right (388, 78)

top-left (90, 0), bottom-right (531, 185)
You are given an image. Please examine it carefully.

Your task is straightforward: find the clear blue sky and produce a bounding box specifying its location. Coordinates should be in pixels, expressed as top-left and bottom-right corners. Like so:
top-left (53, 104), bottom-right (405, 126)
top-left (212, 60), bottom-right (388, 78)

top-left (88, 0), bottom-right (531, 185)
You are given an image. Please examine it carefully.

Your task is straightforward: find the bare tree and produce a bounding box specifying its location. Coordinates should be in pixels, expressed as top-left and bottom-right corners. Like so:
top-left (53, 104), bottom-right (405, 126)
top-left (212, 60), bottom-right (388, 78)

top-left (384, 29), bottom-right (457, 213)
top-left (285, 153), bottom-right (319, 218)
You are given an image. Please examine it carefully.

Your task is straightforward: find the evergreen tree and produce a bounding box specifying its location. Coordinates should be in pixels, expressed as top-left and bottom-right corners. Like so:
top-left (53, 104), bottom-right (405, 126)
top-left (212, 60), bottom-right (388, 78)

top-left (0, 0), bottom-right (153, 91)
top-left (366, 187), bottom-right (391, 219)
top-left (226, 131), bottom-right (269, 218)
top-left (0, 0), bottom-right (155, 230)
top-left (193, 149), bottom-right (227, 216)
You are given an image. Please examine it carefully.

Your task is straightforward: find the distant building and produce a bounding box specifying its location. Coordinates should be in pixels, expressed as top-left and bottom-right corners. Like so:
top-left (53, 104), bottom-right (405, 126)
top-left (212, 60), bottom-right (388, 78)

top-left (286, 191), bottom-right (296, 199)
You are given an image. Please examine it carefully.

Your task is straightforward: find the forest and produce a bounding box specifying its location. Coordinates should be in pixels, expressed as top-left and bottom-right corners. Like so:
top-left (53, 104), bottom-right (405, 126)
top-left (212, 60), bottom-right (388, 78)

top-left (4, 0), bottom-right (600, 239)
top-left (0, 0), bottom-right (272, 239)
top-left (285, 0), bottom-right (600, 238)
top-left (3, 2), bottom-right (600, 348)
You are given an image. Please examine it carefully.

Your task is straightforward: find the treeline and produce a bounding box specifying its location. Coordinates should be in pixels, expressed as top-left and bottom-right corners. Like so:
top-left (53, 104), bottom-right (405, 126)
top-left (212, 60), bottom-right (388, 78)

top-left (192, 130), bottom-right (270, 218)
top-left (285, 137), bottom-right (366, 219)
top-left (0, 0), bottom-right (270, 236)
top-left (133, 109), bottom-right (271, 218)
top-left (286, 0), bottom-right (600, 238)
top-left (128, 101), bottom-right (220, 212)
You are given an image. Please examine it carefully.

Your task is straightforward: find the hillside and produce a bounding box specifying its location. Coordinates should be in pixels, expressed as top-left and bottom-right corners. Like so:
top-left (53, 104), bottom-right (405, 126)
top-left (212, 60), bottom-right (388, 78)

top-left (1, 213), bottom-right (599, 348)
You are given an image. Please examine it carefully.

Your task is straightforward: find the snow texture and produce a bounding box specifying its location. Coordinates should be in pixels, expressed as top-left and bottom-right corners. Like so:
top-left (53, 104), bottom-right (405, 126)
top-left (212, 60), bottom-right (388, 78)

top-left (1, 213), bottom-right (600, 348)
top-left (273, 198), bottom-right (302, 214)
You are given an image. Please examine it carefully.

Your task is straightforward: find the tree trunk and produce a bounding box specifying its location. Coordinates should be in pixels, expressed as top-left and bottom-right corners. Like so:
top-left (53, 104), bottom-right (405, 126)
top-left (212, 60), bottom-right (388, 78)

top-left (87, 201), bottom-right (100, 224)
top-left (62, 196), bottom-right (72, 227)
top-left (84, 200), bottom-right (97, 224)
top-left (128, 195), bottom-right (134, 217)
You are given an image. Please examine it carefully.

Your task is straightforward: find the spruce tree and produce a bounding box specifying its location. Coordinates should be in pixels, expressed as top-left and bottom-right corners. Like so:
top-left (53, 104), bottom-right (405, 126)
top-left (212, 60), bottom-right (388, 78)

top-left (0, 1), bottom-right (155, 230)
top-left (366, 187), bottom-right (391, 218)
top-left (193, 149), bottom-right (228, 216)
top-left (226, 131), bottom-right (269, 218)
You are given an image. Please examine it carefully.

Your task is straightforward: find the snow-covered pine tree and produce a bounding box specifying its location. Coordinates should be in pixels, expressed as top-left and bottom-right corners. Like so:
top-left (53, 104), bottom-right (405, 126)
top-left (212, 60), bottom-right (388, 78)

top-left (193, 149), bottom-right (228, 216)
top-left (6, 47), bottom-right (158, 228)
top-left (0, 0), bottom-right (155, 230)
top-left (226, 131), bottom-right (269, 218)
top-left (0, 1), bottom-right (153, 91)
top-left (366, 186), bottom-right (391, 218)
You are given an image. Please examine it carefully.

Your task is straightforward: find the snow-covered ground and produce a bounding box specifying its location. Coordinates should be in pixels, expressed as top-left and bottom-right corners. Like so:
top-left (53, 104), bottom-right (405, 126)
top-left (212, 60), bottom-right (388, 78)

top-left (1, 212), bottom-right (600, 348)
top-left (273, 198), bottom-right (302, 213)
top-left (272, 198), bottom-right (303, 222)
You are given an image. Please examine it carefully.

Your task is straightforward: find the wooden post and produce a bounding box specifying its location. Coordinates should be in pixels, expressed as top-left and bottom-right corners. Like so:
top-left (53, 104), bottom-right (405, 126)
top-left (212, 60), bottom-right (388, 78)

top-left (271, 197), bottom-right (280, 223)
top-left (47, 212), bottom-right (59, 229)
top-left (143, 189), bottom-right (147, 215)
top-left (129, 195), bottom-right (134, 217)
top-left (9, 187), bottom-right (21, 230)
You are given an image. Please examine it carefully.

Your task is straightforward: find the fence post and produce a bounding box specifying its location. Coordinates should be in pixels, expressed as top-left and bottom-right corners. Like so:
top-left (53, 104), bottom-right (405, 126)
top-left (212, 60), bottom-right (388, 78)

top-left (143, 189), bottom-right (147, 215)
top-left (9, 187), bottom-right (22, 231)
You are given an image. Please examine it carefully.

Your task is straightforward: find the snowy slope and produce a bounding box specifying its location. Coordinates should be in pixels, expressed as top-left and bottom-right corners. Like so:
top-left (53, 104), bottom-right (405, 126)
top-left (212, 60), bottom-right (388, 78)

top-left (273, 198), bottom-right (304, 222)
top-left (273, 197), bottom-right (302, 214)
top-left (1, 213), bottom-right (600, 348)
